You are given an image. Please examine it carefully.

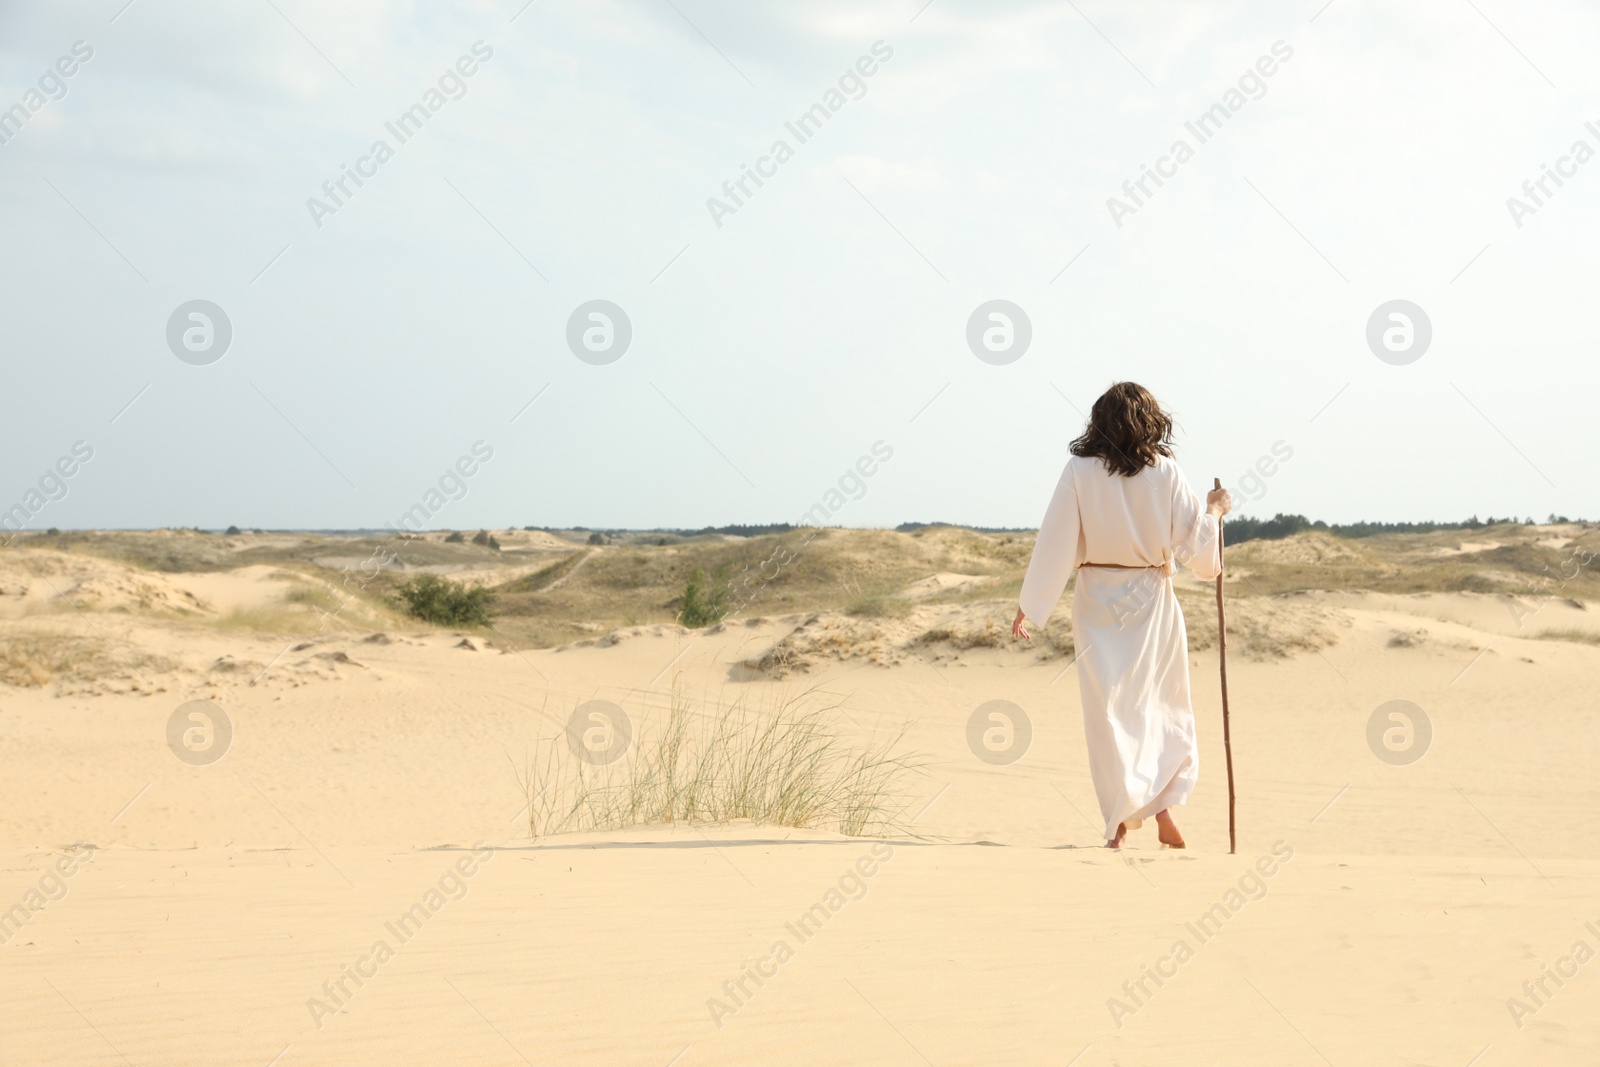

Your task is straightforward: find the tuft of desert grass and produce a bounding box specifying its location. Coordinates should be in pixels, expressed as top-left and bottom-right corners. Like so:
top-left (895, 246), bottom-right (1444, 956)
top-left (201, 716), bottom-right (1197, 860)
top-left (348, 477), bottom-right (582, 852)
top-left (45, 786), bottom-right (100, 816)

top-left (519, 685), bottom-right (924, 839)
top-left (0, 638), bottom-right (58, 687)
top-left (845, 593), bottom-right (909, 619)
top-left (915, 621), bottom-right (1005, 650)
top-left (0, 630), bottom-right (172, 688)
top-left (211, 573), bottom-right (400, 635)
top-left (1533, 628), bottom-right (1600, 646)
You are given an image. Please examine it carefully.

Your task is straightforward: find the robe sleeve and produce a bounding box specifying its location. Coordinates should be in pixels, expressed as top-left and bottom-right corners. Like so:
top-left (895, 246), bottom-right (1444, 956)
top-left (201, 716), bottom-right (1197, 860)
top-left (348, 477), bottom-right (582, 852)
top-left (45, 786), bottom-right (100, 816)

top-left (1171, 465), bottom-right (1222, 581)
top-left (1019, 460), bottom-right (1081, 626)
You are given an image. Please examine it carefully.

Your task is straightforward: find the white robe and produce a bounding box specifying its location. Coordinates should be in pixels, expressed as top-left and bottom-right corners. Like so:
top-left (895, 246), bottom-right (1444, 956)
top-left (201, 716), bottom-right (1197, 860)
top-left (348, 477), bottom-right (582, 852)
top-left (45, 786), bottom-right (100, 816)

top-left (1018, 454), bottom-right (1221, 841)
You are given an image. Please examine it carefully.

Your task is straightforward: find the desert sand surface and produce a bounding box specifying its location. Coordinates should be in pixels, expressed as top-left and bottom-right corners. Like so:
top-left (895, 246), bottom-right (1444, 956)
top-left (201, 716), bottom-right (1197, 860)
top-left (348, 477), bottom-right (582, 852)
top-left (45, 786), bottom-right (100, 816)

top-left (2, 525), bottom-right (1598, 1065)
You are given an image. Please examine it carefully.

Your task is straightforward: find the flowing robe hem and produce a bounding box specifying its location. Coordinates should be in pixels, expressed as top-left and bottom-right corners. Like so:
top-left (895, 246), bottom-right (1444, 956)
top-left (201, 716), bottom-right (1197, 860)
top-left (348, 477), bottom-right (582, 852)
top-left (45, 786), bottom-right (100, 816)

top-left (1103, 779), bottom-right (1195, 841)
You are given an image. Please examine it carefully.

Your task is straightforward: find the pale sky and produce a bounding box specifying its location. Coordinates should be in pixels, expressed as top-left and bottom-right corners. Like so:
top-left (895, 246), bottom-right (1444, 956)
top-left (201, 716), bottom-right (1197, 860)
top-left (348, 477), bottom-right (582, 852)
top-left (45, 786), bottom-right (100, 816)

top-left (2, 0), bottom-right (1594, 532)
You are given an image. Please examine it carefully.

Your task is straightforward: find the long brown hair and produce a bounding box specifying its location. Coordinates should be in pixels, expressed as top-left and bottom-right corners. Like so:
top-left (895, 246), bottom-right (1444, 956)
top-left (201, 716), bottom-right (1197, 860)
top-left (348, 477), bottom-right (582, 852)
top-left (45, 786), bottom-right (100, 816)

top-left (1069, 382), bottom-right (1175, 477)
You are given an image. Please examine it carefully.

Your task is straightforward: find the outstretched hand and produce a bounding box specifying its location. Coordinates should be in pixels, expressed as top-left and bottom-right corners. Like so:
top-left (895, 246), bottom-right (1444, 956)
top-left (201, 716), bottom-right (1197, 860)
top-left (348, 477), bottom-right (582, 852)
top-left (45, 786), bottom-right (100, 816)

top-left (1012, 608), bottom-right (1031, 641)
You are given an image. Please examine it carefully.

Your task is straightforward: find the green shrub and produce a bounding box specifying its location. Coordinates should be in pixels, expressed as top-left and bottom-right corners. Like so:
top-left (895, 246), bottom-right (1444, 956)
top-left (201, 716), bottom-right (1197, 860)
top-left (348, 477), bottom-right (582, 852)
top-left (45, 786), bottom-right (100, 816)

top-left (678, 564), bottom-right (728, 628)
top-left (392, 575), bottom-right (495, 626)
top-left (444, 531), bottom-right (465, 543)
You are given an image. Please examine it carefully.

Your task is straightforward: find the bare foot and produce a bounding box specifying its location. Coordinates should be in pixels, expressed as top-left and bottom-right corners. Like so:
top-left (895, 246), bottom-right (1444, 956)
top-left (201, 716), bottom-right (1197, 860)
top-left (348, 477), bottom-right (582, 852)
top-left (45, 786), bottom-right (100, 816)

top-left (1105, 822), bottom-right (1127, 849)
top-left (1155, 809), bottom-right (1185, 849)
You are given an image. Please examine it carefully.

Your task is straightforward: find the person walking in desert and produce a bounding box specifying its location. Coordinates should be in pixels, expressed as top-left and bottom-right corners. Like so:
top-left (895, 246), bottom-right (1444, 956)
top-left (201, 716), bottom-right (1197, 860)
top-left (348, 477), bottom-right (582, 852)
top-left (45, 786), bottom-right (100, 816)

top-left (1012, 382), bottom-right (1232, 849)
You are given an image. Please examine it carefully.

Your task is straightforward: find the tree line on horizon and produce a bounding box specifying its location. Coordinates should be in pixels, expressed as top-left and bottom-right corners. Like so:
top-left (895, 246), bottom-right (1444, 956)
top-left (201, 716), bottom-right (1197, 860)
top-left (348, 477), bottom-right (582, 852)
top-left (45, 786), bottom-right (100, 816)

top-left (534, 514), bottom-right (1588, 545)
top-left (59, 515), bottom-right (1587, 543)
top-left (1222, 513), bottom-right (1585, 545)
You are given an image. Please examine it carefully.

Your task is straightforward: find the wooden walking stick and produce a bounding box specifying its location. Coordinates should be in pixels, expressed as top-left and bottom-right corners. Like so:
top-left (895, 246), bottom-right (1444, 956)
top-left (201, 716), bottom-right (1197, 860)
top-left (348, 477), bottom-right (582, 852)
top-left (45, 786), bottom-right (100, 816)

top-left (1213, 478), bottom-right (1237, 855)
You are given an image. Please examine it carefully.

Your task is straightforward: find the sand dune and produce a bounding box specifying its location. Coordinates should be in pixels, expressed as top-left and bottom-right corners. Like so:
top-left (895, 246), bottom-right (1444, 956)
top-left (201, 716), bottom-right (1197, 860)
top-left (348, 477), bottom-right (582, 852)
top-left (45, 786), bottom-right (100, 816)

top-left (2, 531), bottom-right (1598, 1064)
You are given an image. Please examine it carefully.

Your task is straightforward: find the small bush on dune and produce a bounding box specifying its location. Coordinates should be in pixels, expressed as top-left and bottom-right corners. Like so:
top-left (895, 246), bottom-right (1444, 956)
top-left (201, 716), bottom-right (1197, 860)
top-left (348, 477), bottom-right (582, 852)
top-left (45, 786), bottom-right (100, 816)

top-left (678, 565), bottom-right (728, 627)
top-left (393, 575), bottom-right (495, 626)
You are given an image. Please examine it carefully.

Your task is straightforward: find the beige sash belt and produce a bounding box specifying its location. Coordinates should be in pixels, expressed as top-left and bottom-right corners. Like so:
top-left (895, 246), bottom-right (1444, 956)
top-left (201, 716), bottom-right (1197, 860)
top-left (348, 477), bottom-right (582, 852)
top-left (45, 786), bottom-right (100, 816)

top-left (1080, 561), bottom-right (1175, 576)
